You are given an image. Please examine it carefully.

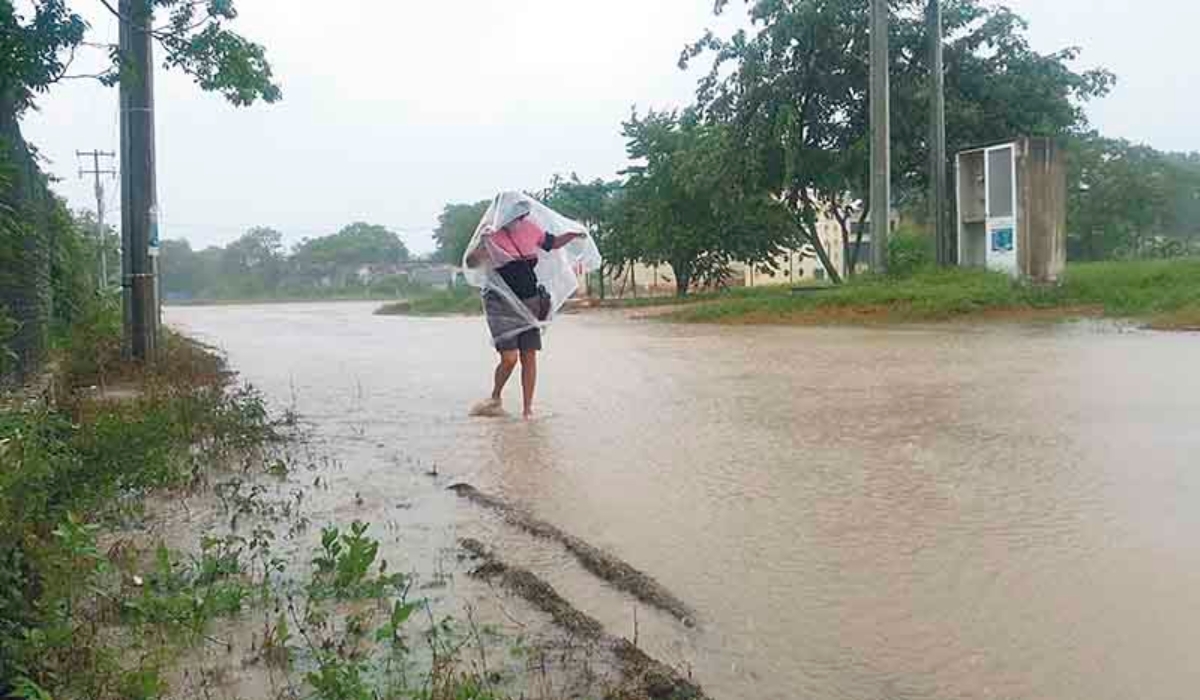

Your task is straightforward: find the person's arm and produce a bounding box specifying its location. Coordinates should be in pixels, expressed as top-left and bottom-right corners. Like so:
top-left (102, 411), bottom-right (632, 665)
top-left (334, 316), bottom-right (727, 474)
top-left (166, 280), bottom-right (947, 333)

top-left (541, 231), bottom-right (585, 252)
top-left (465, 238), bottom-right (488, 268)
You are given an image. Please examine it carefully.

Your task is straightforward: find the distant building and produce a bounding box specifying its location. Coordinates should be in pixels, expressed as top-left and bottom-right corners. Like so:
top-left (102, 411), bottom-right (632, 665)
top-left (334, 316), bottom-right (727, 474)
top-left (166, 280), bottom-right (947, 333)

top-left (579, 206), bottom-right (899, 298)
top-left (405, 263), bottom-right (458, 290)
top-left (579, 261), bottom-right (742, 298)
top-left (743, 207), bottom-right (900, 287)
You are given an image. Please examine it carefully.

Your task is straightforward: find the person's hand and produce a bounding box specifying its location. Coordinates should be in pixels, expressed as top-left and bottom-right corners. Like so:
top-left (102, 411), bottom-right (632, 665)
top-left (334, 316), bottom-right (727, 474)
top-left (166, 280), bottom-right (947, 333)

top-left (465, 244), bottom-right (487, 268)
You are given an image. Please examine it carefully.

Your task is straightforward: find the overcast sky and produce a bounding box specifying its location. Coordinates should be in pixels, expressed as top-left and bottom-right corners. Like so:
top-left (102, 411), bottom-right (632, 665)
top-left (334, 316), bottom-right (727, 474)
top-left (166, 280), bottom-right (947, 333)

top-left (22, 0), bottom-right (1200, 255)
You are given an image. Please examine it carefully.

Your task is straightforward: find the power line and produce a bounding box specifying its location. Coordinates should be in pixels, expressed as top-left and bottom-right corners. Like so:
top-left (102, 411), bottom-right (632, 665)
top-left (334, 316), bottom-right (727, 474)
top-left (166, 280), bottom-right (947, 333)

top-left (77, 149), bottom-right (118, 291)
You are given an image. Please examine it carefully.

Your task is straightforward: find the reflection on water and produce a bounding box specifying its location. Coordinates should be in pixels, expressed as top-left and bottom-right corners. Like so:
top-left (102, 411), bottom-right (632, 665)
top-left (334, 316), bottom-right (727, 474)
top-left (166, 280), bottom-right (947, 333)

top-left (170, 303), bottom-right (1200, 700)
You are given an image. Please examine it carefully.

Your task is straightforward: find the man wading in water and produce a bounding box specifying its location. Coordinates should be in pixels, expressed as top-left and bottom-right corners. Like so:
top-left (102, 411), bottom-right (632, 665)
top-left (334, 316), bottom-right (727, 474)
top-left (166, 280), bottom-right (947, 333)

top-left (465, 193), bottom-right (590, 419)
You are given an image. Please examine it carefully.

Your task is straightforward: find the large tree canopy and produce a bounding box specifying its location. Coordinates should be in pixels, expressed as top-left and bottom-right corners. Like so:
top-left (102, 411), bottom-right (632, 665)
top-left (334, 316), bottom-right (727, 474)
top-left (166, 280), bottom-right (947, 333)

top-left (432, 200), bottom-right (489, 265)
top-left (293, 222), bottom-right (409, 269)
top-left (540, 174), bottom-right (624, 295)
top-left (1069, 134), bottom-right (1200, 260)
top-left (617, 109), bottom-right (798, 295)
top-left (160, 223), bottom-right (417, 300)
top-left (682, 0), bottom-right (1114, 273)
top-left (0, 0), bottom-right (280, 117)
top-left (540, 175), bottom-right (621, 239)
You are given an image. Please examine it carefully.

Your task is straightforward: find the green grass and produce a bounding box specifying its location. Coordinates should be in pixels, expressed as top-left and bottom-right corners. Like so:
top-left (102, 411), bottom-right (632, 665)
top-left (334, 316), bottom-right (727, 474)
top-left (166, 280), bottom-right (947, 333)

top-left (5, 297), bottom-right (668, 700)
top-left (375, 287), bottom-right (481, 316)
top-left (0, 296), bottom-right (297, 698)
top-left (668, 258), bottom-right (1200, 328)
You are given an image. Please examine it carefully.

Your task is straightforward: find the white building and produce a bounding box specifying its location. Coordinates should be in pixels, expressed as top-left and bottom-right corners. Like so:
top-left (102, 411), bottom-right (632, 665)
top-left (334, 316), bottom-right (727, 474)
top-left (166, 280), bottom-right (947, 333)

top-left (576, 203), bottom-right (899, 297)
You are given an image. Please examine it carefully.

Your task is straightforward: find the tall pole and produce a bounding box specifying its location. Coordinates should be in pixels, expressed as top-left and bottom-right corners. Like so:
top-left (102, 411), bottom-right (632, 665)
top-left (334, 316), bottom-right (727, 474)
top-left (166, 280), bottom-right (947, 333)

top-left (928, 0), bottom-right (951, 266)
top-left (870, 0), bottom-right (891, 274)
top-left (119, 0), bottom-right (160, 362)
top-left (77, 150), bottom-right (117, 291)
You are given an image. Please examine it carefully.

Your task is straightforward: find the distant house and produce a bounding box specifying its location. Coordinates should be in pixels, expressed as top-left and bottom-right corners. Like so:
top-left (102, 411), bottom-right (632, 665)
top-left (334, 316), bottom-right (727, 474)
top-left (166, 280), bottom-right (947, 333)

top-left (388, 262), bottom-right (459, 290)
top-left (574, 202), bottom-right (905, 298)
top-left (742, 206), bottom-right (899, 287)
top-left (408, 264), bottom-right (458, 290)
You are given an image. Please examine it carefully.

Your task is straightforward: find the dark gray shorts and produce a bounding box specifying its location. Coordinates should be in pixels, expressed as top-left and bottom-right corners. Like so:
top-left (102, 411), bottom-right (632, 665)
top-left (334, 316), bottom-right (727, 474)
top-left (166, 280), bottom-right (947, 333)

top-left (485, 291), bottom-right (542, 352)
top-left (495, 327), bottom-right (542, 353)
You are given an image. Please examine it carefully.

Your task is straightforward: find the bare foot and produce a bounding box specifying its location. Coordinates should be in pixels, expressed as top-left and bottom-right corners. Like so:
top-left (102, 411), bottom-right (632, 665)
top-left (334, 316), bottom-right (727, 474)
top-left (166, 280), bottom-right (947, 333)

top-left (469, 398), bottom-right (505, 418)
top-left (522, 410), bottom-right (534, 421)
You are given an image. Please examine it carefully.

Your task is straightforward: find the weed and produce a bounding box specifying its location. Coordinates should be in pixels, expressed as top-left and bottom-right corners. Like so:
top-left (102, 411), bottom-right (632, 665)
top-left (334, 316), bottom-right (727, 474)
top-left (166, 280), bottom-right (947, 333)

top-left (305, 652), bottom-right (374, 700)
top-left (310, 522), bottom-right (406, 600)
top-left (0, 312), bottom-right (297, 697)
top-left (3, 310), bottom-right (592, 700)
top-left (260, 611), bottom-right (293, 668)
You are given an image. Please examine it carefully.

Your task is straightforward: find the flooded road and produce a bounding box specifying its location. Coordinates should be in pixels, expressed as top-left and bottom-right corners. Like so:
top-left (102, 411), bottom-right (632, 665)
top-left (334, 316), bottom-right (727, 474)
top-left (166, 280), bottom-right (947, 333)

top-left (170, 302), bottom-right (1200, 700)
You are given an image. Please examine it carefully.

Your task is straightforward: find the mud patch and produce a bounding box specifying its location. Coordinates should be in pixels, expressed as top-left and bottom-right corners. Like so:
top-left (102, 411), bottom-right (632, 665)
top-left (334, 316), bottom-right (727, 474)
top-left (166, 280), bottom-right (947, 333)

top-left (450, 483), bottom-right (696, 627)
top-left (1147, 306), bottom-right (1200, 332)
top-left (460, 538), bottom-right (707, 700)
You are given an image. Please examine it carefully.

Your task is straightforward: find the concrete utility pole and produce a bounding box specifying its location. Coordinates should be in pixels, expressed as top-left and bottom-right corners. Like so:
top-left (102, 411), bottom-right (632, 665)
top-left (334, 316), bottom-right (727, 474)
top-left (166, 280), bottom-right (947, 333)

top-left (928, 0), bottom-right (951, 266)
top-left (119, 0), bottom-right (160, 362)
top-left (870, 0), bottom-right (891, 274)
top-left (77, 150), bottom-right (117, 291)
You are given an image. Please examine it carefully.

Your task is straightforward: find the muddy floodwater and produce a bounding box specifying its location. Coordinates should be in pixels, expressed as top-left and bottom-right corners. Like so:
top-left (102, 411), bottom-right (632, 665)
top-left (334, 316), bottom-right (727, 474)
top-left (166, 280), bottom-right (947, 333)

top-left (169, 302), bottom-right (1200, 700)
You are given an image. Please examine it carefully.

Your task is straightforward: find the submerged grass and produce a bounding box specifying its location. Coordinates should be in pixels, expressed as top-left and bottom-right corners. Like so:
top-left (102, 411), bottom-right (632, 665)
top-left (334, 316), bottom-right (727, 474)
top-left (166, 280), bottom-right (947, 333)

top-left (4, 297), bottom-right (680, 700)
top-left (0, 296), bottom-right (290, 698)
top-left (668, 258), bottom-right (1200, 328)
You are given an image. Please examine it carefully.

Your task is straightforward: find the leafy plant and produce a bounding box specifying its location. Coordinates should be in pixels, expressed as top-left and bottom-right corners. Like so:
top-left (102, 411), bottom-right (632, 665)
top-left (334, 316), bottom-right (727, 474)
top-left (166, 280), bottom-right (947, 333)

top-left (311, 521), bottom-right (404, 599)
top-left (305, 653), bottom-right (374, 700)
top-left (888, 230), bottom-right (936, 278)
top-left (375, 599), bottom-right (420, 650)
top-left (194, 534), bottom-right (246, 585)
top-left (0, 305), bottom-right (19, 377)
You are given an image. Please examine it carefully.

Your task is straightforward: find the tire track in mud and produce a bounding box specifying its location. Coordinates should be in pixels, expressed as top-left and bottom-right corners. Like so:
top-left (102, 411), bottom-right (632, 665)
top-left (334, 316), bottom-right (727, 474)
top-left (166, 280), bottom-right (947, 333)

top-left (449, 483), bottom-right (697, 627)
top-left (460, 538), bottom-right (708, 700)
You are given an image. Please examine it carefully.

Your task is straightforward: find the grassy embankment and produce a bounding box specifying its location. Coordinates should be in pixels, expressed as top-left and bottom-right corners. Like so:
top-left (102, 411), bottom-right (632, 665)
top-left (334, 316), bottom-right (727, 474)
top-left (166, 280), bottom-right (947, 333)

top-left (375, 286), bottom-right (481, 316)
top-left (0, 299), bottom-right (523, 700)
top-left (370, 259), bottom-right (1200, 330)
top-left (667, 259), bottom-right (1200, 330)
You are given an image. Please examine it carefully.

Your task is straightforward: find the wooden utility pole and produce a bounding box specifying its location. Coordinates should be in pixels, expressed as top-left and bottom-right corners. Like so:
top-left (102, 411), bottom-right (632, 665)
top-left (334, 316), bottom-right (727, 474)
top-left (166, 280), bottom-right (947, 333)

top-left (77, 150), bottom-right (117, 291)
top-left (870, 0), bottom-right (891, 274)
top-left (119, 0), bottom-right (160, 362)
top-left (928, 0), bottom-right (951, 266)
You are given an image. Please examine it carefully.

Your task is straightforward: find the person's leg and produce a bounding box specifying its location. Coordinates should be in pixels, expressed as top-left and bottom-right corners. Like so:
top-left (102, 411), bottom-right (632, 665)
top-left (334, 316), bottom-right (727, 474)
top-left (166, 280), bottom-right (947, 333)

top-left (519, 348), bottom-right (537, 419)
top-left (517, 328), bottom-right (543, 418)
top-left (492, 350), bottom-right (519, 401)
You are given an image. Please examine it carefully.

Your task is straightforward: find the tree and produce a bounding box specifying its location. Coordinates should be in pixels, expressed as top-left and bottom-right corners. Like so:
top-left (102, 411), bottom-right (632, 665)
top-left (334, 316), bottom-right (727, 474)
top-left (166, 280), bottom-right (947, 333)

top-left (541, 175), bottom-right (622, 298)
top-left (616, 110), bottom-right (798, 296)
top-left (1, 0), bottom-right (280, 121)
top-left (1068, 134), bottom-right (1200, 260)
top-left (72, 209), bottom-right (119, 285)
top-left (683, 0), bottom-right (1113, 276)
top-left (1, 0), bottom-right (278, 373)
top-left (294, 222), bottom-right (409, 268)
top-left (159, 222), bottom-right (424, 300)
top-left (219, 226), bottom-right (283, 295)
top-left (159, 238), bottom-right (209, 298)
top-left (432, 201), bottom-right (488, 264)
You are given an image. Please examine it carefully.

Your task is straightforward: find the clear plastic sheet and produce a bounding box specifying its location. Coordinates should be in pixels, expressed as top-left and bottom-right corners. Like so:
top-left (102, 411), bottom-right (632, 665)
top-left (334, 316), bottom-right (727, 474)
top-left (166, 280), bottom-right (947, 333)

top-left (462, 192), bottom-right (602, 347)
